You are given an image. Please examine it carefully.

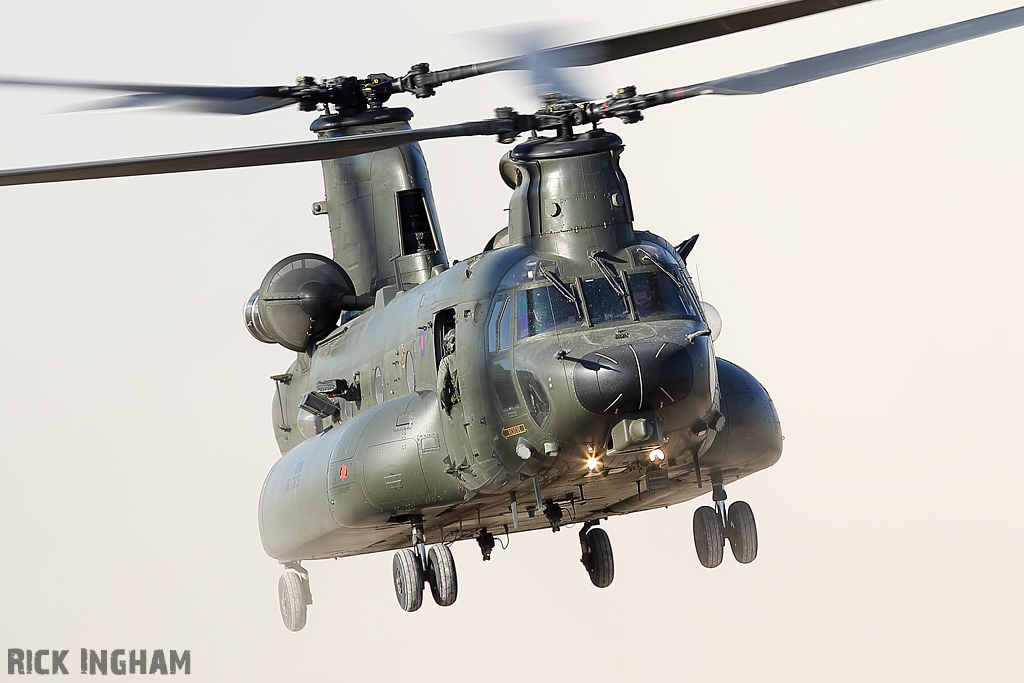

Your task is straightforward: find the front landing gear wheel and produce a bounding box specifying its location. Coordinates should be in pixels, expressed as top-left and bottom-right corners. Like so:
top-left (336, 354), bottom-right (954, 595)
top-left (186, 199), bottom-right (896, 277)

top-left (393, 548), bottom-right (424, 612)
top-left (693, 505), bottom-right (725, 568)
top-left (278, 572), bottom-right (308, 632)
top-left (427, 544), bottom-right (458, 607)
top-left (727, 501), bottom-right (758, 564)
top-left (582, 527), bottom-right (614, 588)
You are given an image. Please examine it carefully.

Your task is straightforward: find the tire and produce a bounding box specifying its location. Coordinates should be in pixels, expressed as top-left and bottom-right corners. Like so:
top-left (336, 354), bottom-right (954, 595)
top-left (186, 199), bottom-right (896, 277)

top-left (393, 548), bottom-right (424, 613)
top-left (727, 501), bottom-right (758, 564)
top-left (585, 527), bottom-right (614, 588)
top-left (427, 544), bottom-right (459, 607)
top-left (278, 572), bottom-right (307, 632)
top-left (693, 505), bottom-right (724, 569)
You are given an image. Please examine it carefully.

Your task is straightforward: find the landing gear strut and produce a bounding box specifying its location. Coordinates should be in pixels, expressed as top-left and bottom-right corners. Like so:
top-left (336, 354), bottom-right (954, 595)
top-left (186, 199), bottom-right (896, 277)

top-left (544, 500), bottom-right (564, 532)
top-left (477, 528), bottom-right (495, 561)
top-left (278, 562), bottom-right (312, 632)
top-left (392, 516), bottom-right (459, 612)
top-left (579, 521), bottom-right (614, 588)
top-left (692, 476), bottom-right (758, 568)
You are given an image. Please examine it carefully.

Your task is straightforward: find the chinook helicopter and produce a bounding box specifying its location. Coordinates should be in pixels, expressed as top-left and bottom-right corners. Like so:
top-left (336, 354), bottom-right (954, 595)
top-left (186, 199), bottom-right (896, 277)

top-left (1, 0), bottom-right (1022, 632)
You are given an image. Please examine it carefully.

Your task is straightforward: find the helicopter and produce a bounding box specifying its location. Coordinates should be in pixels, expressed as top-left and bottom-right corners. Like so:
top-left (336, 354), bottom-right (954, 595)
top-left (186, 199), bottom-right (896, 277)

top-left (1, 0), bottom-right (1022, 633)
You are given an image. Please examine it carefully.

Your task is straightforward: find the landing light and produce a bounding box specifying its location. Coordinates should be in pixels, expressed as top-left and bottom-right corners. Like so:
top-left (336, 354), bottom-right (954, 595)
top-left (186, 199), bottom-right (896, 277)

top-left (650, 448), bottom-right (665, 462)
top-left (587, 456), bottom-right (599, 471)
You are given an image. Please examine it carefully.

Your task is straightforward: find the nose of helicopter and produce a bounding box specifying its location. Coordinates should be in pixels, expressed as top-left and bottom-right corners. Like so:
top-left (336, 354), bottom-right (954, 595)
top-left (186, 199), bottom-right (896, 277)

top-left (572, 341), bottom-right (694, 414)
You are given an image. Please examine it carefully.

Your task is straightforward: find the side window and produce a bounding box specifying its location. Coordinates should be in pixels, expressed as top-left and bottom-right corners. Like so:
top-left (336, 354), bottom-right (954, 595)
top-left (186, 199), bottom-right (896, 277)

top-left (488, 294), bottom-right (519, 412)
top-left (487, 297), bottom-right (507, 353)
top-left (498, 297), bottom-right (511, 350)
top-left (516, 365), bottom-right (550, 427)
top-left (492, 358), bottom-right (520, 411)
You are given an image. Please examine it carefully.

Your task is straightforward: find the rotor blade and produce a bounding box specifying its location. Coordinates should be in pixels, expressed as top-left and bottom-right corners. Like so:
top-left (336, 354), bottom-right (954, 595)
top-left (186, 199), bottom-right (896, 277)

top-left (673, 5), bottom-right (1024, 99)
top-left (424, 0), bottom-right (874, 84)
top-left (0, 75), bottom-right (283, 100)
top-left (0, 118), bottom-right (525, 187)
top-left (61, 93), bottom-right (299, 116)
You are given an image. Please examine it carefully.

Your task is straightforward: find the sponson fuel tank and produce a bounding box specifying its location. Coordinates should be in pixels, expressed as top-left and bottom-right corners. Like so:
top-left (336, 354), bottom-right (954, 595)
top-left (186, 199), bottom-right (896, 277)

top-left (259, 391), bottom-right (467, 561)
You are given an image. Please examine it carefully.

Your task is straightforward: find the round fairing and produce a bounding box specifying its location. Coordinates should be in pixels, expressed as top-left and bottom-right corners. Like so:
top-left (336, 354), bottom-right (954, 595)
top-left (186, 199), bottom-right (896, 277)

top-left (257, 253), bottom-right (355, 352)
top-left (701, 301), bottom-right (723, 341)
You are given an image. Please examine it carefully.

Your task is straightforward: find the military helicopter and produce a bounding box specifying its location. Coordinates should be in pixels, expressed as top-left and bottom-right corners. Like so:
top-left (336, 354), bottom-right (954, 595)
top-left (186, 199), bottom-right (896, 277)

top-left (1, 0), bottom-right (1022, 632)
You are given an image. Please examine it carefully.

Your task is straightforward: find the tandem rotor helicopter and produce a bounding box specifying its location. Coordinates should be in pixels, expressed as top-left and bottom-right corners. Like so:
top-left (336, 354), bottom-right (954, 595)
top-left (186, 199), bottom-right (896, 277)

top-left (1, 0), bottom-right (1021, 631)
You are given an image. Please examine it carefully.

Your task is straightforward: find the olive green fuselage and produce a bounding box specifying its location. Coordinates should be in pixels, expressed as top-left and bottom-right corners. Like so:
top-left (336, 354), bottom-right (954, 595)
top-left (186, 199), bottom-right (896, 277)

top-left (257, 123), bottom-right (782, 562)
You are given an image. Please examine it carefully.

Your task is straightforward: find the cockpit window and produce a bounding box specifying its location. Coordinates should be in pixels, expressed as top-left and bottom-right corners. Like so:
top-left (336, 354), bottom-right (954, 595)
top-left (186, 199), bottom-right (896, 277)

top-left (498, 297), bottom-right (511, 350)
top-left (487, 296), bottom-right (511, 353)
top-left (516, 285), bottom-right (584, 340)
top-left (581, 277), bottom-right (631, 325)
top-left (626, 271), bottom-right (701, 320)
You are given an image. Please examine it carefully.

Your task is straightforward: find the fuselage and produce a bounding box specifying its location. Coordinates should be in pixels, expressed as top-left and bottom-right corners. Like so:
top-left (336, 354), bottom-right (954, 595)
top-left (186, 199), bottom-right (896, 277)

top-left (256, 121), bottom-right (782, 562)
top-left (258, 232), bottom-right (782, 561)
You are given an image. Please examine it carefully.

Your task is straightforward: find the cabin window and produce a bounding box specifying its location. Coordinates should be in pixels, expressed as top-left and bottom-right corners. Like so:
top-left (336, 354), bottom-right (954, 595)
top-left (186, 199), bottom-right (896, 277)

top-left (515, 285), bottom-right (584, 340)
top-left (373, 366), bottom-right (384, 404)
top-left (626, 271), bottom-right (701, 320)
top-left (581, 277), bottom-right (631, 325)
top-left (405, 351), bottom-right (416, 393)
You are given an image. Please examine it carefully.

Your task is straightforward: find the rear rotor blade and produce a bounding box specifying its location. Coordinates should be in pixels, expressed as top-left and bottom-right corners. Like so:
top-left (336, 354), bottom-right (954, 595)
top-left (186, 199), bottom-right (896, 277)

top-left (0, 118), bottom-right (526, 187)
top-left (678, 5), bottom-right (1024, 98)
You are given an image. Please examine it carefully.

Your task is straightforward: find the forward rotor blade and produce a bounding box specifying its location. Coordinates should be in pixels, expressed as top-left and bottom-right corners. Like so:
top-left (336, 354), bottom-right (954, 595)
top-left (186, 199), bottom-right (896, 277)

top-left (61, 93), bottom-right (298, 116)
top-left (0, 76), bottom-right (298, 115)
top-left (425, 0), bottom-right (874, 84)
top-left (0, 75), bottom-right (283, 100)
top-left (674, 5), bottom-right (1024, 99)
top-left (0, 118), bottom-right (522, 187)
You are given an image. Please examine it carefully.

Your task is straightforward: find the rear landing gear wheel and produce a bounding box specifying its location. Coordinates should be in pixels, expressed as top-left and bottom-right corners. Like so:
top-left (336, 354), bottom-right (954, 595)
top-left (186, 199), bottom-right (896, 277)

top-left (426, 544), bottom-right (458, 607)
top-left (393, 548), bottom-right (424, 612)
top-left (693, 505), bottom-right (725, 568)
top-left (581, 526), bottom-right (614, 588)
top-left (278, 572), bottom-right (308, 632)
top-left (727, 501), bottom-right (758, 564)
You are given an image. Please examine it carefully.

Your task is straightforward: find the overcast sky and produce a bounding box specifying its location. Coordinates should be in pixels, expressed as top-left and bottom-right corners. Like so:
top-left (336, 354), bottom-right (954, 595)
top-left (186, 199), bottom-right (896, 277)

top-left (1, 1), bottom-right (1022, 681)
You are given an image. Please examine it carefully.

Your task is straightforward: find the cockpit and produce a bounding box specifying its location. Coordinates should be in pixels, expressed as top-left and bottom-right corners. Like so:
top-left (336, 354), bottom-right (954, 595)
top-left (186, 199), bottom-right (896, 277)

top-left (489, 246), bottom-right (704, 346)
top-left (482, 244), bottom-right (714, 435)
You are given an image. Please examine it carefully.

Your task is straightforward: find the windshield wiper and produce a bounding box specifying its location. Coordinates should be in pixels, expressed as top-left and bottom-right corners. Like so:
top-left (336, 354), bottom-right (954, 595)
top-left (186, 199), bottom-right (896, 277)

top-left (539, 267), bottom-right (575, 304)
top-left (539, 266), bottom-right (583, 318)
top-left (636, 248), bottom-right (685, 291)
top-left (589, 251), bottom-right (628, 308)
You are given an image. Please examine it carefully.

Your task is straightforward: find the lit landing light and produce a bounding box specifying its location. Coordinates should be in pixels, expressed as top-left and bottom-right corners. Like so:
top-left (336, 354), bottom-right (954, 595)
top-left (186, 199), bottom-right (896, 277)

top-left (649, 448), bottom-right (665, 462)
top-left (587, 456), bottom-right (599, 471)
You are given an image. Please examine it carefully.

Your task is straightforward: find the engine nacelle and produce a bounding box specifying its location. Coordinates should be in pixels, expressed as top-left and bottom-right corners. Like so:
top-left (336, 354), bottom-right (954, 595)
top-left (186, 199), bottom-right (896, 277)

top-left (242, 253), bottom-right (371, 352)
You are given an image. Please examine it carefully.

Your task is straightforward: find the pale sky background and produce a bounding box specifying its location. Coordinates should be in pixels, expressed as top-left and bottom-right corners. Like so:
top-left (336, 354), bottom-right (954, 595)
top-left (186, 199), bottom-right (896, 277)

top-left (1, 1), bottom-right (1022, 680)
